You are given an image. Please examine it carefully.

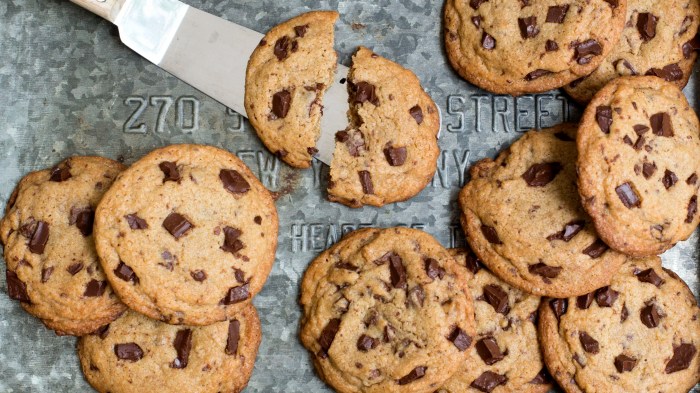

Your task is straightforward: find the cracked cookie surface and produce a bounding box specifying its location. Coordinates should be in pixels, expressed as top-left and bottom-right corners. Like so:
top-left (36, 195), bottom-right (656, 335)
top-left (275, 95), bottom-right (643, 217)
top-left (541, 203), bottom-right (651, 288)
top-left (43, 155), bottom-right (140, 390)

top-left (94, 144), bottom-right (278, 325)
top-left (539, 257), bottom-right (700, 393)
top-left (0, 156), bottom-right (127, 336)
top-left (78, 305), bottom-right (260, 393)
top-left (300, 227), bottom-right (475, 393)
top-left (460, 125), bottom-right (626, 298)
top-left (245, 11), bottom-right (338, 168)
top-left (577, 76), bottom-right (700, 256)
top-left (444, 0), bottom-right (627, 95)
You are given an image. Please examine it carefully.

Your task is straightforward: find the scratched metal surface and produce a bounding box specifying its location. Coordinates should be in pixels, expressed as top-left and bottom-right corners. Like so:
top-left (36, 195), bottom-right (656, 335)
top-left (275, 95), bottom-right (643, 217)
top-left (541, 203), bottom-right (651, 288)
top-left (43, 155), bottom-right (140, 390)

top-left (0, 0), bottom-right (698, 391)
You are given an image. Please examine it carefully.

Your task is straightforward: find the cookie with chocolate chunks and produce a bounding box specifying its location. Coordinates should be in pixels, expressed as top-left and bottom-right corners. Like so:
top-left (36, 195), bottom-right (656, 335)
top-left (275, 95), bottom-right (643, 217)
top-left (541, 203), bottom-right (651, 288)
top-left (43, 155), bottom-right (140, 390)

top-left (299, 228), bottom-right (475, 393)
top-left (327, 47), bottom-right (440, 208)
top-left (245, 11), bottom-right (338, 168)
top-left (565, 0), bottom-right (700, 102)
top-left (94, 144), bottom-right (278, 325)
top-left (0, 156), bottom-right (127, 336)
top-left (78, 305), bottom-right (260, 393)
top-left (539, 257), bottom-right (700, 393)
top-left (437, 248), bottom-right (551, 393)
top-left (460, 125), bottom-right (626, 297)
top-left (577, 76), bottom-right (700, 256)
top-left (444, 0), bottom-right (627, 95)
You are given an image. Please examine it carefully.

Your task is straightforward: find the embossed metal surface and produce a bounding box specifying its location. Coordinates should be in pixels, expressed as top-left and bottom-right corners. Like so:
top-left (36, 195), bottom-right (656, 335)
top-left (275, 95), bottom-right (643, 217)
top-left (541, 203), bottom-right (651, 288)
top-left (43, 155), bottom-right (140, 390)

top-left (0, 0), bottom-right (698, 392)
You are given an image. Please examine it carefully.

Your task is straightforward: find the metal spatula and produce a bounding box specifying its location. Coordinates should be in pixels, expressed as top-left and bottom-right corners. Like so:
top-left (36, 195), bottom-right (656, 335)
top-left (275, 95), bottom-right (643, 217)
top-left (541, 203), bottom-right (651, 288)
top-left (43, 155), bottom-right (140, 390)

top-left (68, 0), bottom-right (349, 165)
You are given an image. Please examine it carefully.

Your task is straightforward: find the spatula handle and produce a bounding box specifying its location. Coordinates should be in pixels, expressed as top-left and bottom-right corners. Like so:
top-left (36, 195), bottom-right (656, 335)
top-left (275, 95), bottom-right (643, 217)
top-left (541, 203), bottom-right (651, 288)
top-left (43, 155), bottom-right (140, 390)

top-left (69, 0), bottom-right (126, 23)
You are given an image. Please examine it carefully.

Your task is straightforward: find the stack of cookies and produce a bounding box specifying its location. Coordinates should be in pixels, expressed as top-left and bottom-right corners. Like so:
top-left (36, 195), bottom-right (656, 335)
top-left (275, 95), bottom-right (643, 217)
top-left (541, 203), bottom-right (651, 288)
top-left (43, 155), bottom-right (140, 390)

top-left (0, 145), bottom-right (278, 393)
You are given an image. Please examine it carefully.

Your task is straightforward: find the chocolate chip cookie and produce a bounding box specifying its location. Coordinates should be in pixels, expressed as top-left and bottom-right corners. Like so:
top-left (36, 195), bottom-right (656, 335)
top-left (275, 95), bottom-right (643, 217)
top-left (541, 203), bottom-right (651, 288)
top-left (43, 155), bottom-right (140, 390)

top-left (437, 248), bottom-right (551, 393)
top-left (299, 227), bottom-right (475, 393)
top-left (94, 144), bottom-right (278, 325)
top-left (577, 76), bottom-right (700, 256)
top-left (245, 11), bottom-right (338, 168)
top-left (444, 0), bottom-right (627, 95)
top-left (538, 257), bottom-right (700, 393)
top-left (78, 304), bottom-right (260, 393)
top-left (0, 156), bottom-right (127, 336)
top-left (460, 125), bottom-right (626, 298)
top-left (565, 0), bottom-right (700, 102)
top-left (327, 47), bottom-right (440, 208)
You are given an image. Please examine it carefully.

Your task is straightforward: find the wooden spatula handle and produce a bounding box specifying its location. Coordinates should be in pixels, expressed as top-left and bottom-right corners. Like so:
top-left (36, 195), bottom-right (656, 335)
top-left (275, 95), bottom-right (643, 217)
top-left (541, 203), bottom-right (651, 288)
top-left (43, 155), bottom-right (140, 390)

top-left (69, 0), bottom-right (126, 23)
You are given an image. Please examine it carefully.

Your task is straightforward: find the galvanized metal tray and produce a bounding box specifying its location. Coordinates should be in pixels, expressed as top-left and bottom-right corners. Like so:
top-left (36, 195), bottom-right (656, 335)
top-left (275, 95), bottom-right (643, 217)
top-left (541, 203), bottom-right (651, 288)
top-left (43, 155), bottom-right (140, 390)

top-left (0, 0), bottom-right (698, 391)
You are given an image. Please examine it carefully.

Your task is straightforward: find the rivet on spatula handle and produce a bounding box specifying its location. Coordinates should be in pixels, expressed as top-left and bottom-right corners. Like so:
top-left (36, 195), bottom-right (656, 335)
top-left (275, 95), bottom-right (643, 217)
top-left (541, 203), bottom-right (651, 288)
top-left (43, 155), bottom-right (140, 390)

top-left (69, 0), bottom-right (126, 23)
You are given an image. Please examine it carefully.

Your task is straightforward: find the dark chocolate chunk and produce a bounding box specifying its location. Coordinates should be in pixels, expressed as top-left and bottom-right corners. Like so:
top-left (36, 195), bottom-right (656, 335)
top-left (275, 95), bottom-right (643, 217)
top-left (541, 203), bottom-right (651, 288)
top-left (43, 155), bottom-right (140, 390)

top-left (335, 262), bottom-right (358, 272)
top-left (274, 36), bottom-right (290, 60)
top-left (633, 135), bottom-right (646, 151)
top-left (640, 304), bottom-right (661, 328)
top-left (616, 182), bottom-right (641, 208)
top-left (528, 262), bottom-right (562, 279)
top-left (634, 124), bottom-right (650, 135)
top-left (448, 327), bottom-right (472, 351)
top-left (596, 106), bottom-right (613, 134)
top-left (159, 161), bottom-right (181, 183)
top-left (637, 13), bottom-right (657, 41)
top-left (470, 0), bottom-right (488, 10)
top-left (621, 303), bottom-right (629, 322)
top-left (646, 64), bottom-right (684, 81)
top-left (220, 169), bottom-right (250, 195)
top-left (41, 266), bottom-right (54, 283)
top-left (356, 334), bottom-right (379, 352)
top-left (407, 285), bottom-right (425, 308)
top-left (650, 112), bottom-right (674, 137)
top-left (635, 268), bottom-right (664, 287)
top-left (665, 343), bottom-right (697, 373)
top-left (163, 213), bottom-right (193, 239)
top-left (546, 5), bottom-right (569, 23)
top-left (482, 32), bottom-right (496, 50)
top-left (388, 253), bottom-right (407, 289)
top-left (318, 318), bottom-right (341, 354)
top-left (190, 270), bottom-right (207, 282)
top-left (28, 221), bottom-right (49, 254)
top-left (595, 286), bottom-right (619, 307)
top-left (358, 171), bottom-right (374, 194)
top-left (67, 263), bottom-right (83, 275)
top-left (233, 268), bottom-right (246, 283)
top-left (307, 147), bottom-right (318, 156)
top-left (530, 368), bottom-right (551, 384)
top-left (614, 354), bottom-right (637, 373)
top-left (114, 261), bottom-right (138, 284)
top-left (398, 366), bottom-right (427, 385)
top-left (518, 16), bottom-right (540, 39)
top-left (114, 343), bottom-right (144, 361)
top-left (70, 207), bottom-right (94, 237)
top-left (525, 69), bottom-right (552, 81)
top-left (221, 283), bottom-right (250, 305)
top-left (409, 105), bottom-right (423, 124)
top-left (614, 59), bottom-right (638, 75)
top-left (547, 220), bottom-right (585, 242)
top-left (472, 16), bottom-right (482, 27)
top-left (686, 195), bottom-right (698, 223)
top-left (642, 162), bottom-right (657, 179)
top-left (6, 270), bottom-right (30, 303)
top-left (226, 319), bottom-right (240, 355)
top-left (272, 90), bottom-right (291, 119)
top-left (545, 40), bottom-right (559, 51)
top-left (476, 337), bottom-right (504, 365)
top-left (125, 213), bottom-right (148, 230)
top-left (577, 292), bottom-right (594, 309)
top-left (221, 226), bottom-right (244, 253)
top-left (483, 284), bottom-right (510, 314)
top-left (463, 248), bottom-right (482, 273)
top-left (683, 34), bottom-right (700, 58)
top-left (84, 280), bottom-right (107, 297)
top-left (623, 135), bottom-right (633, 146)
top-left (352, 81), bottom-right (379, 106)
top-left (583, 239), bottom-right (608, 258)
top-left (549, 298), bottom-right (568, 320)
top-left (470, 371), bottom-right (507, 392)
top-left (574, 39), bottom-right (602, 64)
top-left (94, 324), bottom-right (110, 339)
top-left (294, 24), bottom-right (308, 37)
top-left (50, 164), bottom-right (72, 182)
top-left (170, 329), bottom-right (193, 369)
top-left (579, 331), bottom-right (600, 354)
top-left (424, 258), bottom-right (445, 280)
top-left (343, 131), bottom-right (365, 157)
top-left (480, 225), bottom-right (502, 244)
top-left (663, 170), bottom-right (678, 189)
top-left (686, 173), bottom-right (698, 185)
top-left (384, 145), bottom-right (407, 166)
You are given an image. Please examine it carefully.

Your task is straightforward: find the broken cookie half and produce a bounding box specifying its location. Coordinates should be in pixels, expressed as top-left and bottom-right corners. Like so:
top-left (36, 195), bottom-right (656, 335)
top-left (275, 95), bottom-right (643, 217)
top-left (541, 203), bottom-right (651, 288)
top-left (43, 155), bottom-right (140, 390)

top-left (245, 11), bottom-right (339, 168)
top-left (328, 47), bottom-right (440, 208)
